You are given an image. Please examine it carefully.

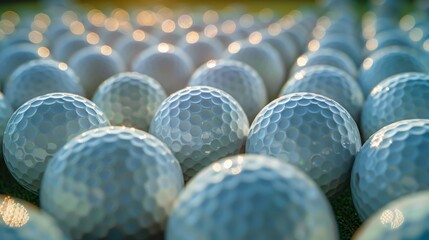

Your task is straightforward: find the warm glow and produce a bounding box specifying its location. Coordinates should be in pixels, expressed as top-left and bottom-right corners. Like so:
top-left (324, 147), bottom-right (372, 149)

top-left (307, 39), bottom-right (320, 52)
top-left (409, 28), bottom-right (423, 42)
top-left (0, 20), bottom-right (15, 35)
top-left (204, 24), bottom-right (218, 38)
top-left (157, 7), bottom-right (174, 20)
top-left (366, 39), bottom-right (378, 51)
top-left (424, 40), bottom-right (429, 51)
top-left (61, 11), bottom-right (78, 26)
top-left (112, 8), bottom-right (129, 22)
top-left (88, 9), bottom-right (106, 27)
top-left (248, 31), bottom-right (262, 45)
top-left (363, 25), bottom-right (376, 39)
top-left (32, 20), bottom-right (49, 32)
top-left (161, 19), bottom-right (176, 33)
top-left (267, 23), bottom-right (281, 36)
top-left (228, 42), bottom-right (241, 54)
top-left (132, 30), bottom-right (146, 41)
top-left (294, 71), bottom-right (305, 80)
top-left (203, 10), bottom-right (219, 24)
top-left (239, 14), bottom-right (254, 28)
top-left (279, 15), bottom-right (294, 29)
top-left (58, 62), bottom-right (68, 71)
top-left (104, 18), bottom-right (119, 31)
top-left (221, 20), bottom-right (236, 34)
top-left (0, 196), bottom-right (30, 227)
top-left (380, 209), bottom-right (404, 229)
top-left (136, 10), bottom-right (158, 26)
top-left (157, 43), bottom-right (173, 53)
top-left (317, 16), bottom-right (331, 28)
top-left (363, 58), bottom-right (374, 70)
top-left (296, 56), bottom-right (308, 67)
top-left (178, 15), bottom-right (193, 29)
top-left (86, 32), bottom-right (100, 45)
top-left (399, 15), bottom-right (415, 31)
top-left (100, 45), bottom-right (113, 56)
top-left (186, 31), bottom-right (199, 44)
top-left (206, 60), bottom-right (217, 68)
top-left (212, 162), bottom-right (221, 172)
top-left (259, 8), bottom-right (274, 23)
top-left (38, 47), bottom-right (50, 58)
top-left (70, 21), bottom-right (85, 35)
top-left (223, 159), bottom-right (233, 169)
top-left (28, 30), bottom-right (43, 44)
top-left (1, 11), bottom-right (20, 25)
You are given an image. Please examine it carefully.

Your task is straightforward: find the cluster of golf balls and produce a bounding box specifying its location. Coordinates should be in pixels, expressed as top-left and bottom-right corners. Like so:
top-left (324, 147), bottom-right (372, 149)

top-left (0, 0), bottom-right (429, 239)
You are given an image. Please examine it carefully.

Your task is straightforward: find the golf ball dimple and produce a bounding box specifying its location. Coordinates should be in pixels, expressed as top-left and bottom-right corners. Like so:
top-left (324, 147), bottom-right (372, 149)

top-left (351, 119), bottom-right (429, 221)
top-left (93, 72), bottom-right (167, 131)
top-left (0, 195), bottom-right (68, 240)
top-left (354, 191), bottom-right (429, 240)
top-left (359, 46), bottom-right (427, 96)
top-left (133, 43), bottom-right (194, 95)
top-left (166, 154), bottom-right (339, 240)
top-left (3, 93), bottom-right (110, 194)
top-left (5, 59), bottom-right (84, 110)
top-left (188, 59), bottom-right (267, 121)
top-left (149, 86), bottom-right (249, 180)
top-left (280, 65), bottom-right (364, 120)
top-left (40, 127), bottom-right (184, 239)
top-left (68, 45), bottom-right (125, 98)
top-left (246, 92), bottom-right (361, 197)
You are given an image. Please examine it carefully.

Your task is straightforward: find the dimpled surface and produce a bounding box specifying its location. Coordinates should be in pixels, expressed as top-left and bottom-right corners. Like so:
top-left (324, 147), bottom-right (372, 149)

top-left (3, 93), bottom-right (110, 194)
top-left (351, 119), bottom-right (429, 221)
top-left (0, 195), bottom-right (68, 240)
top-left (149, 86), bottom-right (249, 180)
top-left (5, 59), bottom-right (83, 109)
top-left (40, 127), bottom-right (184, 239)
top-left (354, 191), bottom-right (429, 240)
top-left (291, 48), bottom-right (357, 77)
top-left (224, 41), bottom-right (285, 100)
top-left (246, 92), bottom-right (361, 196)
top-left (69, 46), bottom-right (125, 97)
top-left (132, 44), bottom-right (194, 95)
top-left (361, 72), bottom-right (429, 139)
top-left (93, 72), bottom-right (167, 131)
top-left (359, 47), bottom-right (427, 96)
top-left (0, 44), bottom-right (41, 88)
top-left (188, 60), bottom-right (267, 120)
top-left (0, 94), bottom-right (12, 157)
top-left (166, 154), bottom-right (339, 240)
top-left (280, 65), bottom-right (364, 120)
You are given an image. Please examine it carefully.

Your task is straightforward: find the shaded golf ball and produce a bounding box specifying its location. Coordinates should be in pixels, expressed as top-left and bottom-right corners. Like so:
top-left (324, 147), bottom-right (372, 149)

top-left (40, 127), bottom-right (184, 239)
top-left (5, 59), bottom-right (83, 110)
top-left (166, 154), bottom-right (339, 240)
top-left (280, 65), bottom-right (364, 120)
top-left (260, 30), bottom-right (298, 71)
top-left (188, 59), bottom-right (267, 121)
top-left (0, 195), bottom-right (68, 240)
top-left (51, 33), bottom-right (91, 62)
top-left (246, 92), bottom-right (361, 196)
top-left (3, 93), bottom-right (110, 194)
top-left (0, 44), bottom-right (42, 88)
top-left (177, 31), bottom-right (224, 68)
top-left (93, 72), bottom-right (167, 131)
top-left (133, 43), bottom-right (194, 95)
top-left (359, 46), bottom-right (427, 96)
top-left (0, 93), bottom-right (13, 156)
top-left (224, 40), bottom-right (284, 100)
top-left (69, 45), bottom-right (125, 97)
top-left (291, 48), bottom-right (357, 77)
top-left (354, 191), bottom-right (429, 240)
top-left (361, 72), bottom-right (429, 139)
top-left (149, 86), bottom-right (249, 180)
top-left (351, 119), bottom-right (429, 220)
top-left (315, 36), bottom-right (362, 66)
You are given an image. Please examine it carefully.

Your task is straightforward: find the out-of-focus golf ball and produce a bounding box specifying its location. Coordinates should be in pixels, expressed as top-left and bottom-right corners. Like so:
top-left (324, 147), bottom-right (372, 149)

top-left (259, 30), bottom-right (298, 71)
top-left (69, 45), bottom-right (125, 97)
top-left (149, 86), bottom-right (249, 180)
top-left (280, 65), bottom-right (364, 120)
top-left (351, 119), bottom-right (429, 220)
top-left (0, 195), bottom-right (68, 240)
top-left (51, 33), bottom-right (91, 63)
top-left (246, 92), bottom-right (361, 196)
top-left (359, 46), bottom-right (427, 96)
top-left (93, 72), bottom-right (167, 131)
top-left (224, 40), bottom-right (285, 100)
top-left (5, 59), bottom-right (83, 109)
top-left (133, 43), bottom-right (194, 95)
top-left (188, 59), bottom-right (267, 121)
top-left (166, 154), bottom-right (339, 240)
top-left (0, 93), bottom-right (13, 156)
top-left (316, 36), bottom-right (362, 66)
top-left (3, 93), bottom-right (110, 194)
top-left (354, 191), bottom-right (429, 240)
top-left (361, 72), bottom-right (429, 139)
top-left (40, 127), bottom-right (184, 239)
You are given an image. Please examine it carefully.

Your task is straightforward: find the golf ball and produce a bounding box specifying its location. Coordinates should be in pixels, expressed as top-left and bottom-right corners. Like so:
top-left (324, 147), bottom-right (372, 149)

top-left (51, 33), bottom-right (91, 63)
top-left (188, 59), bottom-right (267, 121)
top-left (40, 127), bottom-right (184, 239)
top-left (93, 72), bottom-right (167, 131)
top-left (0, 195), bottom-right (68, 240)
top-left (246, 92), bottom-right (361, 196)
top-left (354, 191), bottom-right (429, 240)
top-left (3, 93), bottom-right (110, 194)
top-left (351, 119), bottom-right (429, 220)
top-left (166, 154), bottom-right (339, 240)
top-left (316, 36), bottom-right (362, 66)
top-left (149, 86), bottom-right (249, 180)
top-left (280, 65), bottom-right (364, 120)
top-left (0, 93), bottom-right (13, 156)
top-left (5, 59), bottom-right (83, 110)
top-left (69, 45), bottom-right (125, 97)
top-left (133, 43), bottom-right (194, 95)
